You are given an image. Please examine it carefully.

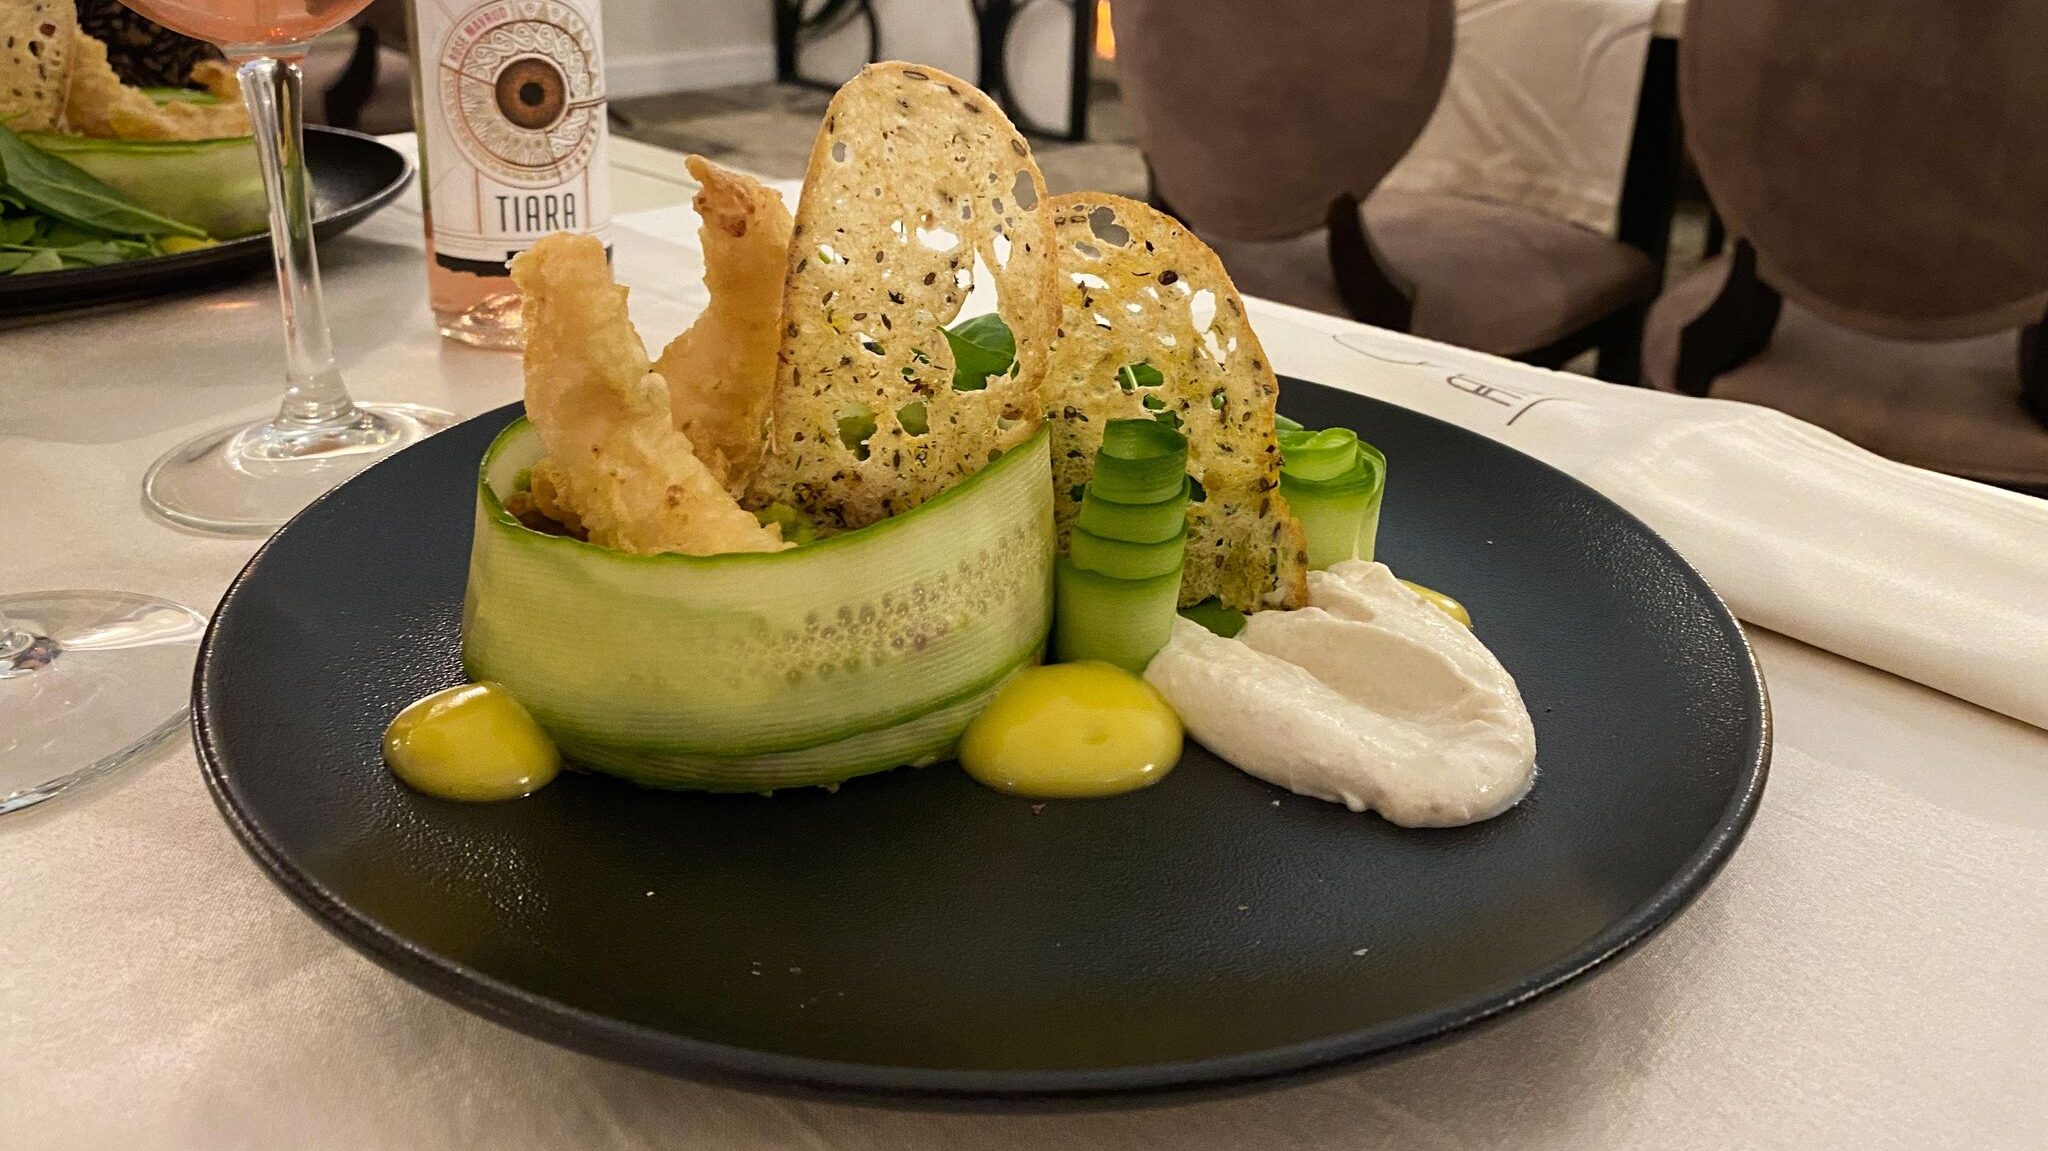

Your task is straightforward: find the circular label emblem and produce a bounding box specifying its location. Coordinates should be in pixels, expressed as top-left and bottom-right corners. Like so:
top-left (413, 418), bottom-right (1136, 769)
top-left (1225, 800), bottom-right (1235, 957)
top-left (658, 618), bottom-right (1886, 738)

top-left (438, 0), bottom-right (604, 188)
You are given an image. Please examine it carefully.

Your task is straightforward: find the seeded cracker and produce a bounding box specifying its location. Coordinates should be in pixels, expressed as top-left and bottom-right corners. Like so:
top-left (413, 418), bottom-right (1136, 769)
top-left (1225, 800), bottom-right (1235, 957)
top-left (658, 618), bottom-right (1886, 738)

top-left (1044, 194), bottom-right (1308, 611)
top-left (747, 62), bottom-right (1057, 531)
top-left (1, 0), bottom-right (75, 132)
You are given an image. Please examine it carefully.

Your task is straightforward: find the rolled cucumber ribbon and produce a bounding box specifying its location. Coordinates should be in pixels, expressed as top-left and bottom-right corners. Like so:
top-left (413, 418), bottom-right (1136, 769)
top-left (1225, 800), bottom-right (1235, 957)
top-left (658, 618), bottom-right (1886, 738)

top-left (1275, 420), bottom-right (1387, 570)
top-left (1054, 418), bottom-right (1192, 671)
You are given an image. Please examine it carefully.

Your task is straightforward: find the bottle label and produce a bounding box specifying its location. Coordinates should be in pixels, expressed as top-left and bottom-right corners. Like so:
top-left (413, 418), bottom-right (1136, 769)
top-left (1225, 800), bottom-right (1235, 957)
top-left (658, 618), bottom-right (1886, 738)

top-left (418, 0), bottom-right (612, 275)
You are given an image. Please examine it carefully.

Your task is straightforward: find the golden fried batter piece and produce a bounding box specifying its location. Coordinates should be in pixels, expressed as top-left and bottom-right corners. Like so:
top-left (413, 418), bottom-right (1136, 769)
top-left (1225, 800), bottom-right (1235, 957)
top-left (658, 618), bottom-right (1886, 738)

top-left (652, 155), bottom-right (793, 499)
top-left (512, 233), bottom-right (788, 556)
top-left (63, 32), bottom-right (248, 140)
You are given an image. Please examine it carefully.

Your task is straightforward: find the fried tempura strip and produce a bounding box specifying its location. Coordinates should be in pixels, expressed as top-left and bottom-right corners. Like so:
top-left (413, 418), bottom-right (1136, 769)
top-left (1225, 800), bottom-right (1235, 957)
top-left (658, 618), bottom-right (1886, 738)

top-left (512, 233), bottom-right (788, 556)
top-left (652, 155), bottom-right (792, 498)
top-left (62, 32), bottom-right (248, 141)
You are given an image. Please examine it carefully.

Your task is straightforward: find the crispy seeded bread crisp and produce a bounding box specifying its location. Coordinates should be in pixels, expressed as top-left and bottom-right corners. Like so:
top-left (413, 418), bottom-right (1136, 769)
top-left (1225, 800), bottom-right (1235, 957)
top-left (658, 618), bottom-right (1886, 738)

top-left (746, 62), bottom-right (1057, 532)
top-left (1, 0), bottom-right (75, 132)
top-left (1044, 194), bottom-right (1308, 611)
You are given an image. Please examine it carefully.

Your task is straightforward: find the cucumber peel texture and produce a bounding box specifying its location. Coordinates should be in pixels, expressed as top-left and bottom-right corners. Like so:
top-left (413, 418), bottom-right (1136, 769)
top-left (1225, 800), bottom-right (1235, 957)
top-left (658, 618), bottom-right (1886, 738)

top-left (1275, 417), bottom-right (1386, 570)
top-left (463, 419), bottom-right (1055, 791)
top-left (19, 132), bottom-right (265, 240)
top-left (1053, 417), bottom-right (1190, 671)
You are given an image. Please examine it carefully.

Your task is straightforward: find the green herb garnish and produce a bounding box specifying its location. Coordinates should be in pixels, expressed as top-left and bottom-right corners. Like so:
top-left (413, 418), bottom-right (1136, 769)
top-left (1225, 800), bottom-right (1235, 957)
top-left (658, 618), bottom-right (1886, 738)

top-left (1116, 361), bottom-right (1164, 391)
top-left (942, 313), bottom-right (1017, 391)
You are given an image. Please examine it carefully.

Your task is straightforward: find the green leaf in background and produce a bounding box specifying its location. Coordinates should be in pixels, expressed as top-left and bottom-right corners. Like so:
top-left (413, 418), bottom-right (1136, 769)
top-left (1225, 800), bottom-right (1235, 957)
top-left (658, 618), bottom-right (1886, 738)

top-left (141, 87), bottom-right (221, 106)
top-left (0, 124), bottom-right (205, 239)
top-left (1116, 361), bottom-right (1164, 391)
top-left (15, 249), bottom-right (61, 273)
top-left (943, 313), bottom-right (1018, 391)
top-left (49, 238), bottom-right (154, 266)
top-left (0, 251), bottom-right (31, 272)
top-left (0, 216), bottom-right (35, 246)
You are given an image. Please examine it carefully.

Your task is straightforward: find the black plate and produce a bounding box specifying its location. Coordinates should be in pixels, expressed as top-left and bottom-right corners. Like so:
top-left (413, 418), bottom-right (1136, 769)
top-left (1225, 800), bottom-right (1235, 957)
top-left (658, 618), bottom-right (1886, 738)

top-left (0, 127), bottom-right (410, 317)
top-left (196, 381), bottom-right (1769, 1101)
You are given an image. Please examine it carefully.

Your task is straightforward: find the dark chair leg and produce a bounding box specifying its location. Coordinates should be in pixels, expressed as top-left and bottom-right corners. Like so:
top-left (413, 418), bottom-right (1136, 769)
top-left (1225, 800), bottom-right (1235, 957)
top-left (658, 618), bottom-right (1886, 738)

top-left (1673, 238), bottom-right (1781, 396)
top-left (1595, 305), bottom-right (1646, 385)
top-left (2021, 313), bottom-right (2048, 428)
top-left (1325, 193), bottom-right (1415, 333)
top-left (324, 24), bottom-right (381, 132)
top-left (1614, 35), bottom-right (1681, 280)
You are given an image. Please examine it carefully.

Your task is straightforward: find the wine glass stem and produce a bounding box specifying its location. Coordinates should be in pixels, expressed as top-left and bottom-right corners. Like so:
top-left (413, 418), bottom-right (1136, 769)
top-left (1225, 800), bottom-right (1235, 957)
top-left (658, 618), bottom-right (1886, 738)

top-left (239, 54), bottom-right (358, 430)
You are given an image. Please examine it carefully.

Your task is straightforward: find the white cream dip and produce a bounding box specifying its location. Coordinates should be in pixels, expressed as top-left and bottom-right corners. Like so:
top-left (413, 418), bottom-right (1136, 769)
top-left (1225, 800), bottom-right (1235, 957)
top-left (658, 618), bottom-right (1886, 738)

top-left (1143, 561), bottom-right (1537, 827)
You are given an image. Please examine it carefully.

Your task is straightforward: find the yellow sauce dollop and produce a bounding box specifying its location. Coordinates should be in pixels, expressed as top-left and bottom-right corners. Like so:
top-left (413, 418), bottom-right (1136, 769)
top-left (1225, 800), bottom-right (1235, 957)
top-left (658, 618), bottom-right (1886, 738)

top-left (1400, 580), bottom-right (1472, 628)
top-left (958, 662), bottom-right (1183, 798)
top-left (383, 682), bottom-right (561, 802)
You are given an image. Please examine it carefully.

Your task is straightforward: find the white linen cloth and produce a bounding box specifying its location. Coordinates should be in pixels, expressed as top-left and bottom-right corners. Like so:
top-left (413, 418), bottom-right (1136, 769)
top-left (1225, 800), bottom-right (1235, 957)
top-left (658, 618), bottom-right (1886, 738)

top-left (1244, 302), bottom-right (2048, 732)
top-left (1382, 0), bottom-right (1662, 234)
top-left (4, 144), bottom-right (2047, 1149)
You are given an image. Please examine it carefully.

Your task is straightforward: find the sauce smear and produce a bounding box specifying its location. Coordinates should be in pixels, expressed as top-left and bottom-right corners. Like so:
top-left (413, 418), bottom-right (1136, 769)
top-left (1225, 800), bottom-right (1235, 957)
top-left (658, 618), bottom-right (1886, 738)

top-left (954, 659), bottom-right (1179, 794)
top-left (959, 662), bottom-right (1182, 798)
top-left (384, 682), bottom-right (561, 802)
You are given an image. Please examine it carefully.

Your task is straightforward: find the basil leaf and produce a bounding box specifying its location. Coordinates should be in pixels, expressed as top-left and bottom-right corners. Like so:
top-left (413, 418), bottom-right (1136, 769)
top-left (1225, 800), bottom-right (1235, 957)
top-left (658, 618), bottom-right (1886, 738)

top-left (1116, 361), bottom-right (1164, 391)
top-left (0, 251), bottom-right (31, 273)
top-left (0, 124), bottom-right (205, 239)
top-left (942, 313), bottom-right (1017, 392)
top-left (0, 216), bottom-right (35, 246)
top-left (36, 219), bottom-right (108, 248)
top-left (13, 249), bottom-right (63, 274)
top-left (49, 239), bottom-right (151, 266)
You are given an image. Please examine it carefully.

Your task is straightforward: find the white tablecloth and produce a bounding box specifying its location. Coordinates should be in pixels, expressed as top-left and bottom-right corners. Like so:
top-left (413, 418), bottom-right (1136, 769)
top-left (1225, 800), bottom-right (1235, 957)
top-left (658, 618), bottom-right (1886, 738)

top-left (4, 140), bottom-right (2046, 1151)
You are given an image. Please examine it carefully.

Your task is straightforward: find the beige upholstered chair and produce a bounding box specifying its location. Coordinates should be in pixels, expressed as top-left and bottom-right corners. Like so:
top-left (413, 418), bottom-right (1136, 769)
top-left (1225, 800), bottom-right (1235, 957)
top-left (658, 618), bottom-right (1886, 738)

top-left (1110, 0), bottom-right (1660, 378)
top-left (1643, 0), bottom-right (2048, 492)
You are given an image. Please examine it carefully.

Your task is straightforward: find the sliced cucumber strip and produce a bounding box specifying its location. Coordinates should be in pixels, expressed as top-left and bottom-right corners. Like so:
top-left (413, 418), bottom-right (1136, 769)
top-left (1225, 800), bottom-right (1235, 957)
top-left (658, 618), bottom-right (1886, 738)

top-left (142, 87), bottom-right (221, 105)
top-left (1276, 426), bottom-right (1360, 481)
top-left (22, 132), bottom-right (264, 239)
top-left (1089, 418), bottom-right (1189, 504)
top-left (1052, 560), bottom-right (1183, 672)
top-left (1074, 477), bottom-right (1189, 544)
top-left (1278, 437), bottom-right (1386, 569)
top-left (1052, 417), bottom-right (1191, 670)
top-left (463, 419), bottom-right (1055, 789)
top-left (1067, 522), bottom-right (1188, 581)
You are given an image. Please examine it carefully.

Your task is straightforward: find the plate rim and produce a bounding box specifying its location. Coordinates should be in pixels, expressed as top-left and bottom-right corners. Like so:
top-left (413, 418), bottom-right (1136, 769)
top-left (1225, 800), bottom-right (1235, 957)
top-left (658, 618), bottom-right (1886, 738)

top-left (194, 382), bottom-right (1773, 1101)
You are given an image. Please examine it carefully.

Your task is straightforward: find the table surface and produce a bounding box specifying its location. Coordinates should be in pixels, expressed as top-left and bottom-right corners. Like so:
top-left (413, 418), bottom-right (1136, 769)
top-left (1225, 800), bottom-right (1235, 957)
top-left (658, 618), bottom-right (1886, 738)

top-left (3, 135), bottom-right (2044, 1151)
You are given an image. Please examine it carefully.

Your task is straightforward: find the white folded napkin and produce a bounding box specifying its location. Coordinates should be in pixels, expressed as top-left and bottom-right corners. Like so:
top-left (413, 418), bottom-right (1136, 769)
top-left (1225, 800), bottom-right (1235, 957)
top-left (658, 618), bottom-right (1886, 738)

top-left (1248, 299), bottom-right (2048, 731)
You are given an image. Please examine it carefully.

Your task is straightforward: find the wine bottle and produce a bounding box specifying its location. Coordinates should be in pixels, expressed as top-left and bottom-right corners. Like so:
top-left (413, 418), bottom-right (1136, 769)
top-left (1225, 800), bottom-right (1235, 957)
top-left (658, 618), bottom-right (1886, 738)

top-left (404, 0), bottom-right (613, 348)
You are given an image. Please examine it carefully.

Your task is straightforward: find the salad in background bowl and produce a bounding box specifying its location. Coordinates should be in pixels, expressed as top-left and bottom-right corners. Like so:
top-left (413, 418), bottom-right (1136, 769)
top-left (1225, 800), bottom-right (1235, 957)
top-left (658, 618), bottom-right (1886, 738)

top-left (0, 0), bottom-right (263, 275)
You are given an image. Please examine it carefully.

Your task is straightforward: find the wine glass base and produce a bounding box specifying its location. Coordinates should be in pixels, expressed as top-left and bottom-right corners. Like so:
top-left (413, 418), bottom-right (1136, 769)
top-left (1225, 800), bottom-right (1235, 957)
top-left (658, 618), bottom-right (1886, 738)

top-left (144, 403), bottom-right (460, 535)
top-left (1, 591), bottom-right (206, 816)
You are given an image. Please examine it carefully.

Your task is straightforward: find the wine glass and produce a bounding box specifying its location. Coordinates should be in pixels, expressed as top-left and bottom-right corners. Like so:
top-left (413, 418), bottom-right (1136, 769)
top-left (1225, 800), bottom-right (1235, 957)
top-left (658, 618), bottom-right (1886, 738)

top-left (126, 0), bottom-right (457, 534)
top-left (1, 591), bottom-right (204, 814)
